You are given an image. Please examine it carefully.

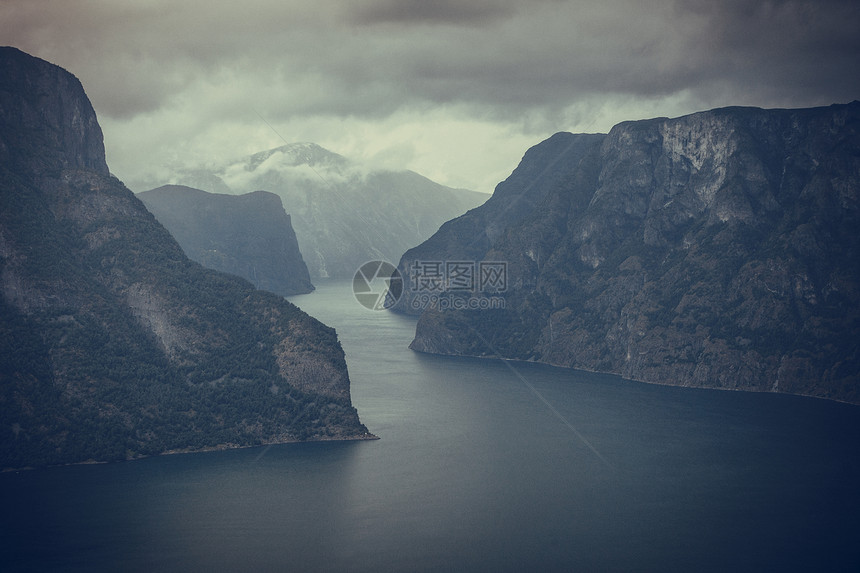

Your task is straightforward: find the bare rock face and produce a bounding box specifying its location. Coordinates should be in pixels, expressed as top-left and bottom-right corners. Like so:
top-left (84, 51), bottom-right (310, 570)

top-left (405, 103), bottom-right (860, 404)
top-left (138, 185), bottom-right (314, 296)
top-left (0, 47), bottom-right (108, 177)
top-left (0, 48), bottom-right (372, 469)
top-left (392, 132), bottom-right (606, 314)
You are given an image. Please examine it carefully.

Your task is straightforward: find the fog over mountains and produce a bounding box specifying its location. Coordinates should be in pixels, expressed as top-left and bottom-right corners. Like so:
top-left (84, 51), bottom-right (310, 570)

top-left (3, 41), bottom-right (858, 476)
top-left (138, 143), bottom-right (487, 279)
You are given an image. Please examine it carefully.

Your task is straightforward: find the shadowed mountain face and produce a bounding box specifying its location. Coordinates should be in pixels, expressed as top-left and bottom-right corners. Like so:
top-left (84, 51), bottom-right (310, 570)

top-left (138, 185), bottom-right (314, 296)
top-left (0, 47), bottom-right (372, 469)
top-left (392, 131), bottom-right (607, 313)
top-left (138, 143), bottom-right (488, 279)
top-left (399, 103), bottom-right (860, 404)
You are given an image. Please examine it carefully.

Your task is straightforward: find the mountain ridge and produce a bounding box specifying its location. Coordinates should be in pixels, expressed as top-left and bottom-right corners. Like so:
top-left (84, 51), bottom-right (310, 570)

top-left (0, 47), bottom-right (372, 469)
top-left (138, 185), bottom-right (314, 296)
top-left (399, 101), bottom-right (860, 404)
top-left (246, 143), bottom-right (350, 172)
top-left (132, 142), bottom-right (488, 278)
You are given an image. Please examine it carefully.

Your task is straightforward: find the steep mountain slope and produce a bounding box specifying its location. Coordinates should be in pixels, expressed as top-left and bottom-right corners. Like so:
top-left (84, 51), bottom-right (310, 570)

top-left (392, 132), bottom-right (606, 314)
top-left (0, 47), bottom-right (372, 469)
top-left (140, 143), bottom-right (488, 279)
top-left (138, 185), bottom-right (314, 296)
top-left (402, 103), bottom-right (860, 404)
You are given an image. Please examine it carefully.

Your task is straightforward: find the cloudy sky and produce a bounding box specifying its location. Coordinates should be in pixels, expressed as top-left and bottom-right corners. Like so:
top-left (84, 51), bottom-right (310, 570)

top-left (3, 0), bottom-right (859, 193)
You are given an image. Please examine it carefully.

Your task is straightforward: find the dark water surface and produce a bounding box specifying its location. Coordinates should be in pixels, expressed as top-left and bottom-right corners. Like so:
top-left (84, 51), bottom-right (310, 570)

top-left (2, 280), bottom-right (858, 572)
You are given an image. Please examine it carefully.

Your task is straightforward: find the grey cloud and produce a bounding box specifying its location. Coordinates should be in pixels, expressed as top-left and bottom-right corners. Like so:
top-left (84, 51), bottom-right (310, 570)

top-left (2, 0), bottom-right (858, 127)
top-left (331, 0), bottom-right (860, 120)
top-left (668, 0), bottom-right (860, 102)
top-left (349, 0), bottom-right (517, 26)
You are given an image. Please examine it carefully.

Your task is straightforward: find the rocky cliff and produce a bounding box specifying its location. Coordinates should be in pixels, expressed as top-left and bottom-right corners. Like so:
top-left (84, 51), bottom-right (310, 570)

top-left (392, 132), bottom-right (605, 314)
top-left (138, 185), bottom-right (314, 296)
top-left (0, 47), bottom-right (372, 468)
top-left (403, 103), bottom-right (860, 404)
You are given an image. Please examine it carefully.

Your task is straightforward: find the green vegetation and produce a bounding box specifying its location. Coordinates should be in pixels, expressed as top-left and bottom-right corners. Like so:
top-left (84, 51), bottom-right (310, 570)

top-left (0, 59), bottom-right (369, 468)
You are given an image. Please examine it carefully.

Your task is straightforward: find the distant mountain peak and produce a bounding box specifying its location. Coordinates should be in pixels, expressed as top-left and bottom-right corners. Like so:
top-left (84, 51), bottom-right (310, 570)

top-left (246, 142), bottom-right (350, 172)
top-left (138, 184), bottom-right (314, 296)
